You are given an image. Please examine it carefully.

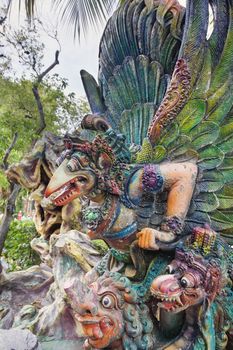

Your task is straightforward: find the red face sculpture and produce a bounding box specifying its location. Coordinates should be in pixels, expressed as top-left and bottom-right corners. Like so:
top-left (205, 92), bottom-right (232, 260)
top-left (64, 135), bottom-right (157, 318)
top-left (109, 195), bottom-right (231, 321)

top-left (64, 272), bottom-right (154, 350)
top-left (64, 275), bottom-right (124, 349)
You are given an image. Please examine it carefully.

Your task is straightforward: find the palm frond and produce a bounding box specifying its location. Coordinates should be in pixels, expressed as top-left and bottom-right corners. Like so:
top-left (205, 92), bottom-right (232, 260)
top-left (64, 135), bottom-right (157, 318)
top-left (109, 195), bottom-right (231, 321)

top-left (24, 0), bottom-right (35, 20)
top-left (8, 0), bottom-right (121, 40)
top-left (53, 0), bottom-right (118, 39)
top-left (7, 0), bottom-right (36, 23)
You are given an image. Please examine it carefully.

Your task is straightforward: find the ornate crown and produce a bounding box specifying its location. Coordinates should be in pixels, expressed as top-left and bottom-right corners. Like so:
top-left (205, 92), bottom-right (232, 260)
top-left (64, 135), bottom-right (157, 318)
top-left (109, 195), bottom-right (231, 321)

top-left (56, 114), bottom-right (132, 196)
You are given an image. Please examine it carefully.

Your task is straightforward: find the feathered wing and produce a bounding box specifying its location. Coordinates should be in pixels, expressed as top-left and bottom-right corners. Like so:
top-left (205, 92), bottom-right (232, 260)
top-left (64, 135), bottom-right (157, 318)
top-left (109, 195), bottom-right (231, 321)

top-left (82, 0), bottom-right (185, 145)
top-left (144, 0), bottom-right (233, 244)
top-left (81, 0), bottom-right (233, 244)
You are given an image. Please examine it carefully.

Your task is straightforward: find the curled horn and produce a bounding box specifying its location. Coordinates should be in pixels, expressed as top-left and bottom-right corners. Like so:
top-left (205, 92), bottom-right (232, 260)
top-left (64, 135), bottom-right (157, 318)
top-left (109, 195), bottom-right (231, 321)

top-left (81, 114), bottom-right (110, 132)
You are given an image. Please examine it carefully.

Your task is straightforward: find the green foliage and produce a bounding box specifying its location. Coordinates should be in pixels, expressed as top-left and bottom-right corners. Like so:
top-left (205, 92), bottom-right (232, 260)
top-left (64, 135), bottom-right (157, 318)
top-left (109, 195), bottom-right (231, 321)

top-left (0, 74), bottom-right (89, 190)
top-left (2, 219), bottom-right (40, 271)
top-left (0, 15), bottom-right (90, 260)
top-left (0, 20), bottom-right (90, 188)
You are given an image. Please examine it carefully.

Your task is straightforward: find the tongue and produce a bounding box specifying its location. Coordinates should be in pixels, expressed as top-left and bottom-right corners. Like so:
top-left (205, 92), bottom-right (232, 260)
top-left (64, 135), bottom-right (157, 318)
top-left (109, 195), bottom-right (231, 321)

top-left (100, 318), bottom-right (113, 333)
top-left (158, 301), bottom-right (174, 310)
top-left (53, 184), bottom-right (70, 200)
top-left (163, 301), bottom-right (174, 308)
top-left (93, 325), bottom-right (103, 339)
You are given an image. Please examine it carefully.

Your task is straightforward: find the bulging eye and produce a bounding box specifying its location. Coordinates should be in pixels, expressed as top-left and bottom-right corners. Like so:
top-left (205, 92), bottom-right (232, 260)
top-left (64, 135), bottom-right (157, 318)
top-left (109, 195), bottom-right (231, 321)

top-left (180, 277), bottom-right (193, 288)
top-left (77, 176), bottom-right (88, 184)
top-left (101, 295), bottom-right (115, 309)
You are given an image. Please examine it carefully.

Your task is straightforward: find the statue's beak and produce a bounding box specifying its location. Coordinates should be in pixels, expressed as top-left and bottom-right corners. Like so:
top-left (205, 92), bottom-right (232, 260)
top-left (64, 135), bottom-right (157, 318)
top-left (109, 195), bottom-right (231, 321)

top-left (45, 160), bottom-right (77, 198)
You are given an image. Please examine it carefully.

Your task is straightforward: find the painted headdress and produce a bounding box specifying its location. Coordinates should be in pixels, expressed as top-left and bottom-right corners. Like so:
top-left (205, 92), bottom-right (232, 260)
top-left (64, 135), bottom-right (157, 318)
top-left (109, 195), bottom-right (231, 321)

top-left (57, 114), bottom-right (131, 195)
top-left (175, 226), bottom-right (229, 303)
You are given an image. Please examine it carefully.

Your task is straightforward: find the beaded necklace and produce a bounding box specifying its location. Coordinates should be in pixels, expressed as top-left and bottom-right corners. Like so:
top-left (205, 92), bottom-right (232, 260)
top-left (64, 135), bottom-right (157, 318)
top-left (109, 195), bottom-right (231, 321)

top-left (82, 195), bottom-right (119, 238)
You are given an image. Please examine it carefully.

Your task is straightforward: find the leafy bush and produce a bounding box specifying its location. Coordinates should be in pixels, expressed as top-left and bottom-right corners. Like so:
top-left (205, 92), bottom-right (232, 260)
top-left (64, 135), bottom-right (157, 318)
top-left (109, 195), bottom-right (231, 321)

top-left (3, 219), bottom-right (40, 272)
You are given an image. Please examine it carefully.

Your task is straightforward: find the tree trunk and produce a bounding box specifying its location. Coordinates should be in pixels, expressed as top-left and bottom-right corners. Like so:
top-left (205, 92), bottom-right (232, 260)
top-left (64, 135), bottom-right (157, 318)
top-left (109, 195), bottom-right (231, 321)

top-left (0, 182), bottom-right (20, 255)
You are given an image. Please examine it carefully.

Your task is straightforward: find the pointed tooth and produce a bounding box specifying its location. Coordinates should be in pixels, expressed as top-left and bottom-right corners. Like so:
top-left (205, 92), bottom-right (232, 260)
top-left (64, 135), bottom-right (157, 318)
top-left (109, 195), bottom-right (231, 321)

top-left (176, 295), bottom-right (183, 306)
top-left (156, 307), bottom-right (160, 322)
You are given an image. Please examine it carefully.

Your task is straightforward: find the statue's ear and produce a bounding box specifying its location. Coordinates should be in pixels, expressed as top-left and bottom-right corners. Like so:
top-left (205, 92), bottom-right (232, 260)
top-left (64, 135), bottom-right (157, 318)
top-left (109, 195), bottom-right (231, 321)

top-left (205, 266), bottom-right (220, 305)
top-left (199, 267), bottom-right (219, 322)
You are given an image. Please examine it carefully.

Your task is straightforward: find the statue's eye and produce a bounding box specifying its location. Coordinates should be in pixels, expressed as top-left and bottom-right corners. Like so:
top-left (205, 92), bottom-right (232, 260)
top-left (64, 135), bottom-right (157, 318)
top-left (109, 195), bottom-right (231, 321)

top-left (180, 278), bottom-right (188, 288)
top-left (77, 176), bottom-right (88, 184)
top-left (180, 277), bottom-right (193, 288)
top-left (101, 295), bottom-right (115, 309)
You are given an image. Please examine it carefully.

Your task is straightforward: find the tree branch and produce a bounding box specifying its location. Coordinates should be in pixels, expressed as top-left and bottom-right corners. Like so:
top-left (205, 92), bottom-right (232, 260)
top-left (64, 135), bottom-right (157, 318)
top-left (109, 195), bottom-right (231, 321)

top-left (32, 85), bottom-right (46, 135)
top-left (2, 132), bottom-right (18, 170)
top-left (0, 183), bottom-right (20, 255)
top-left (33, 50), bottom-right (60, 134)
top-left (0, 16), bottom-right (7, 25)
top-left (37, 50), bottom-right (59, 83)
top-left (0, 131), bottom-right (20, 255)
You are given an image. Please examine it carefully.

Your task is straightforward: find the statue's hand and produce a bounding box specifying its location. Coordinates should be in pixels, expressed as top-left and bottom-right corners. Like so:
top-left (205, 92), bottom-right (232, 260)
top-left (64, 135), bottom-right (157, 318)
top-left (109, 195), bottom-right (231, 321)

top-left (137, 228), bottom-right (176, 250)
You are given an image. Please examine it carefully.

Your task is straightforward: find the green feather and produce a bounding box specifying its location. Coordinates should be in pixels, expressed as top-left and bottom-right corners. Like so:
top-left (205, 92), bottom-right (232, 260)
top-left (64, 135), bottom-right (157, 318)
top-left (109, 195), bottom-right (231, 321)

top-left (195, 193), bottom-right (219, 212)
top-left (178, 99), bottom-right (206, 134)
top-left (208, 83), bottom-right (233, 124)
top-left (198, 170), bottom-right (224, 193)
top-left (190, 122), bottom-right (219, 150)
top-left (217, 121), bottom-right (233, 153)
top-left (191, 48), bottom-right (212, 98)
top-left (217, 185), bottom-right (233, 209)
top-left (210, 210), bottom-right (233, 231)
top-left (152, 145), bottom-right (167, 163)
top-left (198, 146), bottom-right (224, 170)
top-left (159, 122), bottom-right (179, 148)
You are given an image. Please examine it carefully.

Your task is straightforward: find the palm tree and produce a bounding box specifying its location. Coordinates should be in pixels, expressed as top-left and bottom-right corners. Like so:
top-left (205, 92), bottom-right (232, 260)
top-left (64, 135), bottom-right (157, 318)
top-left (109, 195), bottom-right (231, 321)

top-left (8, 0), bottom-right (119, 39)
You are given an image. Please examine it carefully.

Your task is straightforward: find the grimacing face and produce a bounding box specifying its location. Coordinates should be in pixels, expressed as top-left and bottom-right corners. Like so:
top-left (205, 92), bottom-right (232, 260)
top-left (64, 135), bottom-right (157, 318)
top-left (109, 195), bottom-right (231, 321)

top-left (150, 259), bottom-right (206, 313)
top-left (45, 152), bottom-right (96, 206)
top-left (75, 282), bottom-right (124, 349)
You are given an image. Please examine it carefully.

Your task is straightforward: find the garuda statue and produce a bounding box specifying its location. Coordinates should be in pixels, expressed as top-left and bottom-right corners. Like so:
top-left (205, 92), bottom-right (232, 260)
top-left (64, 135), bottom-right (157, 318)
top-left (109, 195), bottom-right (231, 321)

top-left (43, 0), bottom-right (233, 349)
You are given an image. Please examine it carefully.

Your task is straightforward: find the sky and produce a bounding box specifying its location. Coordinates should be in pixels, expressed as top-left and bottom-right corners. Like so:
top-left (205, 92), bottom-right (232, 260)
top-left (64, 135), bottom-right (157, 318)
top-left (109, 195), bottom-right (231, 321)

top-left (7, 0), bottom-right (186, 96)
top-left (7, 0), bottom-right (116, 95)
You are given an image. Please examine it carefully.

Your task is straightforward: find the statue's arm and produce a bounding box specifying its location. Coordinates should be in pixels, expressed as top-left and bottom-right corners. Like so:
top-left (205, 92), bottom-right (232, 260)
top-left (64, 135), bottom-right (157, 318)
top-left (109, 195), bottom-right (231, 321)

top-left (137, 162), bottom-right (197, 250)
top-left (160, 162), bottom-right (197, 219)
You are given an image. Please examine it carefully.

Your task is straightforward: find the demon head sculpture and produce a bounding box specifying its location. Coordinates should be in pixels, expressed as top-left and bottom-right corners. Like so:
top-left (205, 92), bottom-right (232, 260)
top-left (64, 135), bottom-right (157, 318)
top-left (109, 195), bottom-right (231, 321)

top-left (64, 272), bottom-right (154, 350)
top-left (151, 226), bottom-right (229, 313)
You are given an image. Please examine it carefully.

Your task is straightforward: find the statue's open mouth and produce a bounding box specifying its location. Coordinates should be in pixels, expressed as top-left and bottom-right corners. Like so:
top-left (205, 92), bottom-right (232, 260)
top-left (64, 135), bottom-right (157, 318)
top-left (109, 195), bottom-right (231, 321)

top-left (77, 315), bottom-right (114, 342)
top-left (46, 178), bottom-right (80, 206)
top-left (151, 290), bottom-right (185, 313)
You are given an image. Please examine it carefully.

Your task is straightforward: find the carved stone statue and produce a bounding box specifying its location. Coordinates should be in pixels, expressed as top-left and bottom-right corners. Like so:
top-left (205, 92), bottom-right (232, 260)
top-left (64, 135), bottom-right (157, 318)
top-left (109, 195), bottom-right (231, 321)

top-left (3, 0), bottom-right (233, 349)
top-left (65, 227), bottom-right (232, 349)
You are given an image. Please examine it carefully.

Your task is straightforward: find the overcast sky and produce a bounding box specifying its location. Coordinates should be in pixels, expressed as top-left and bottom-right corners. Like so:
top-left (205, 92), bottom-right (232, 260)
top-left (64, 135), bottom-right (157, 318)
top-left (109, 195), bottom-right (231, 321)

top-left (7, 0), bottom-right (112, 95)
top-left (8, 0), bottom-right (186, 96)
